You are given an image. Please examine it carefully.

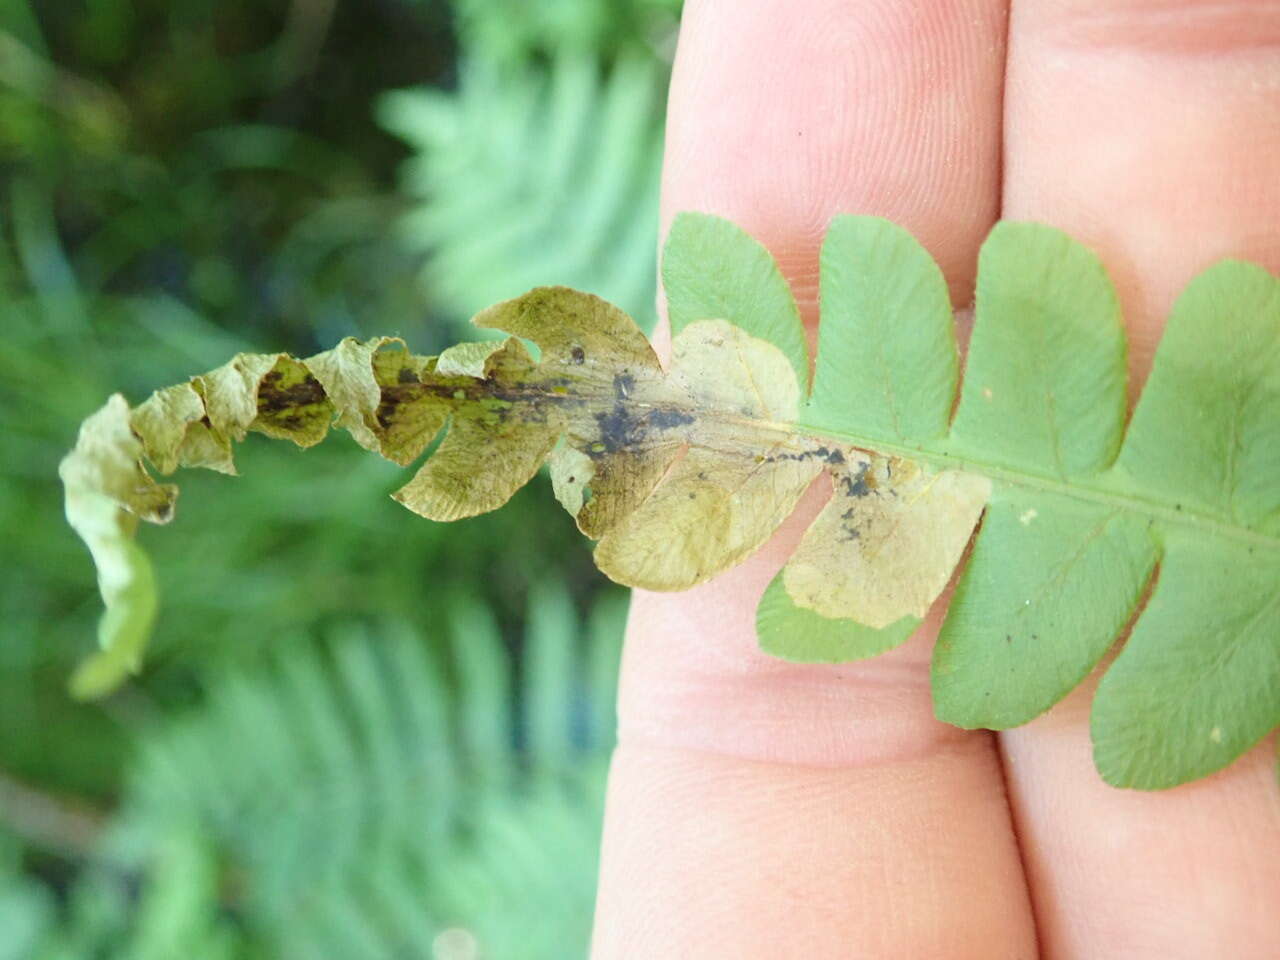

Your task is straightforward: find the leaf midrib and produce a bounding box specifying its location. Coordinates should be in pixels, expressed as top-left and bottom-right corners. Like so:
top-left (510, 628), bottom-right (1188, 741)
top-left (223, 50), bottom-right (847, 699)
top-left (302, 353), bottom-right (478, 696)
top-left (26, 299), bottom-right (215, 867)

top-left (794, 416), bottom-right (1280, 556)
top-left (486, 373), bottom-right (1279, 556)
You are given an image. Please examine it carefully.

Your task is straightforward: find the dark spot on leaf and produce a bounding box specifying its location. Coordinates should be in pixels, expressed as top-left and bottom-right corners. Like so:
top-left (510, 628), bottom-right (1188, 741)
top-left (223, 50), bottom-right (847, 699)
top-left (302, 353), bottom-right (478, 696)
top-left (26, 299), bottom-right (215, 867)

top-left (648, 408), bottom-right (695, 431)
top-left (397, 366), bottom-right (420, 384)
top-left (766, 445), bottom-right (846, 465)
top-left (256, 372), bottom-right (326, 415)
top-left (570, 346), bottom-right (586, 365)
top-left (593, 407), bottom-right (631, 455)
top-left (590, 385), bottom-right (689, 457)
top-left (840, 463), bottom-right (875, 499)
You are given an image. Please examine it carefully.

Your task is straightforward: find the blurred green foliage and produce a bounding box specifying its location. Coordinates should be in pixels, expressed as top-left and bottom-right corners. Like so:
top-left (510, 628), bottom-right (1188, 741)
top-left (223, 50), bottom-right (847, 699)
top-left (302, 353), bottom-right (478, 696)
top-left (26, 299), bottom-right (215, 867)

top-left (380, 51), bottom-right (666, 331)
top-left (0, 0), bottom-right (676, 955)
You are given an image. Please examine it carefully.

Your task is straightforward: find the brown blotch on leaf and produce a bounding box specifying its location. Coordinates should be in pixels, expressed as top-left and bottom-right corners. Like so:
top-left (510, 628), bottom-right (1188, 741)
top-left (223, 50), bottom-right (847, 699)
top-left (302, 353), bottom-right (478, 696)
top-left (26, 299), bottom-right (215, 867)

top-left (256, 371), bottom-right (327, 415)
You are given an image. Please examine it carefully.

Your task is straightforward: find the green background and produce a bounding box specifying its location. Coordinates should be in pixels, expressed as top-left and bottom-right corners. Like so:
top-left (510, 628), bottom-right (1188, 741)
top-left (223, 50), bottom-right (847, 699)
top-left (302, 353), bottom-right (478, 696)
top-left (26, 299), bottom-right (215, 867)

top-left (0, 1), bottom-right (679, 955)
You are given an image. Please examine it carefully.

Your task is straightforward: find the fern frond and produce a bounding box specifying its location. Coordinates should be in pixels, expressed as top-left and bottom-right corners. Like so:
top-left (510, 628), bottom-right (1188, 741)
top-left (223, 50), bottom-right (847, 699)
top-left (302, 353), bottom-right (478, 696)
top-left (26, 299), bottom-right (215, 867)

top-left (449, 0), bottom-right (682, 65)
top-left (379, 52), bottom-right (666, 330)
top-left (116, 591), bottom-right (622, 958)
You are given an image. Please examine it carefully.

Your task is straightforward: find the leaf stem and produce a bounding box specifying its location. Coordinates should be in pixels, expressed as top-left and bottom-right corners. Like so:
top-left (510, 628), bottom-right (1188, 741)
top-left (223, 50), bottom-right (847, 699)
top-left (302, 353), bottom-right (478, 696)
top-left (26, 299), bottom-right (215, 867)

top-left (795, 418), bottom-right (1280, 556)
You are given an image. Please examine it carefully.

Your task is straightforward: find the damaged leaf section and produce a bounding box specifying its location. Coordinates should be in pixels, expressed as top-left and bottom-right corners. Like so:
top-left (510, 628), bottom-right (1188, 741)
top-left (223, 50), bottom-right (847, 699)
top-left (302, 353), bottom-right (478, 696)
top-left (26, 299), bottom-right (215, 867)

top-left (61, 219), bottom-right (990, 700)
top-left (392, 336), bottom-right (558, 521)
top-left (592, 318), bottom-right (826, 590)
top-left (461, 287), bottom-right (681, 536)
top-left (67, 285), bottom-right (905, 694)
top-left (59, 396), bottom-right (170, 698)
top-left (663, 215), bottom-right (988, 639)
top-left (129, 352), bottom-right (336, 479)
top-left (781, 457), bottom-right (990, 629)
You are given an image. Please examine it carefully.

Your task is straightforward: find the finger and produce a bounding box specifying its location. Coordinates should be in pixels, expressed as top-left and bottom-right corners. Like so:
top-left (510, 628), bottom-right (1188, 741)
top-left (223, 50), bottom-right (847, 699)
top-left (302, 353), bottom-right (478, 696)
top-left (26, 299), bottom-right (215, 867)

top-left (591, 2), bottom-right (1034, 957)
top-left (1000, 1), bottom-right (1280, 954)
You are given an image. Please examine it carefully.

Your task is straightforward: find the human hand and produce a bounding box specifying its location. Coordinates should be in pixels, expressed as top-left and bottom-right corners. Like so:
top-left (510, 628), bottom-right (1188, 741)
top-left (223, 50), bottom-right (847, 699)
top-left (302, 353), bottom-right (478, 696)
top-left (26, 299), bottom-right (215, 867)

top-left (590, 1), bottom-right (1280, 956)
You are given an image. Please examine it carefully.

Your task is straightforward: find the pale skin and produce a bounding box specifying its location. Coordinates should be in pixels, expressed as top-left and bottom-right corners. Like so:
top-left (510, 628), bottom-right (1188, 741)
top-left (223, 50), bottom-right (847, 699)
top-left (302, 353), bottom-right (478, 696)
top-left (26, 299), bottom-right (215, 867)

top-left (590, 1), bottom-right (1280, 957)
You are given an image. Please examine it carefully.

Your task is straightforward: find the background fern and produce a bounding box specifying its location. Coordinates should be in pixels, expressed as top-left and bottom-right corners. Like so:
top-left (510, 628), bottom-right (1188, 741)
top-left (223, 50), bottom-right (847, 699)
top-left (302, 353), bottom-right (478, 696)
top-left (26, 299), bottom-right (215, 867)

top-left (449, 0), bottom-right (681, 64)
top-left (380, 51), bottom-right (669, 331)
top-left (0, 0), bottom-right (678, 954)
top-left (4, 588), bottom-right (624, 959)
